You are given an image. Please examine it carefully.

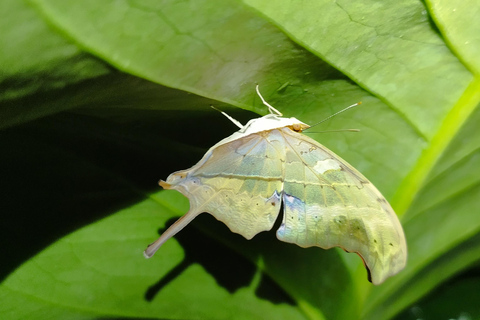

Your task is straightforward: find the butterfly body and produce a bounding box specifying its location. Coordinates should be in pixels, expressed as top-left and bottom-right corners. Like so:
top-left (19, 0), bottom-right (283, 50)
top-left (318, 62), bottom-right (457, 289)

top-left (145, 91), bottom-right (407, 285)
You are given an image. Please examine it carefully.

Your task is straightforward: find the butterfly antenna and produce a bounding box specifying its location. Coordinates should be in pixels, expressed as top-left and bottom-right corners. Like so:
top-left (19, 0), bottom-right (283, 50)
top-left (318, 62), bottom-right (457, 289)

top-left (256, 85), bottom-right (283, 116)
top-left (306, 129), bottom-right (360, 134)
top-left (211, 106), bottom-right (244, 129)
top-left (307, 102), bottom-right (362, 129)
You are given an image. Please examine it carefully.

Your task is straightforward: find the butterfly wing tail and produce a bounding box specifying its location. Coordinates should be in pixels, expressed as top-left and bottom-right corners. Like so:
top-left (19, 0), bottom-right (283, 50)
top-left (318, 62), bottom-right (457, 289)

top-left (144, 208), bottom-right (201, 258)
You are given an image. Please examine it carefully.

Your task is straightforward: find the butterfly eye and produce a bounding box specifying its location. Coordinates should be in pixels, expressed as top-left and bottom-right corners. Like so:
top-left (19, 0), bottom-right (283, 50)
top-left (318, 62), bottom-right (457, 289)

top-left (292, 123), bottom-right (303, 132)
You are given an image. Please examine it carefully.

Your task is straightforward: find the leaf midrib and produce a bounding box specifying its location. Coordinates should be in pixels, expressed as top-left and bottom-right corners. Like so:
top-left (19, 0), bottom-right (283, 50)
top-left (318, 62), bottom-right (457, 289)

top-left (392, 77), bottom-right (480, 219)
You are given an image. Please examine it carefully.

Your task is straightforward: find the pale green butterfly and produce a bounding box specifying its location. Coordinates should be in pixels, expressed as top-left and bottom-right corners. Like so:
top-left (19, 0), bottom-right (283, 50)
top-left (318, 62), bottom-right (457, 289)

top-left (144, 86), bottom-right (407, 285)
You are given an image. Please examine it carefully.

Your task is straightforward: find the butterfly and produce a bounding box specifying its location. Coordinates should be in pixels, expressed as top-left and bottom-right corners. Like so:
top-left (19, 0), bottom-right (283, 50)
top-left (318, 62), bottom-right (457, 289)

top-left (144, 86), bottom-right (407, 285)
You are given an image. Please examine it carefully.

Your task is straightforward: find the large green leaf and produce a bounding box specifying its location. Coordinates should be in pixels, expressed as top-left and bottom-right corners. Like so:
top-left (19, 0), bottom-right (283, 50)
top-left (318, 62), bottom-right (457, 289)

top-left (1, 0), bottom-right (479, 319)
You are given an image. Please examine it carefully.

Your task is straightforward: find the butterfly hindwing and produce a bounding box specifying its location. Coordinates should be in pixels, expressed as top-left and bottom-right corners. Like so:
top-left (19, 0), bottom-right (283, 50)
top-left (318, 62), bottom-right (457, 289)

top-left (165, 130), bottom-right (285, 239)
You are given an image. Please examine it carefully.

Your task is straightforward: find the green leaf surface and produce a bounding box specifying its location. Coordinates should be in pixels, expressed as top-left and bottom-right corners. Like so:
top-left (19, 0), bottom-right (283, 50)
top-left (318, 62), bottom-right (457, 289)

top-left (2, 0), bottom-right (480, 319)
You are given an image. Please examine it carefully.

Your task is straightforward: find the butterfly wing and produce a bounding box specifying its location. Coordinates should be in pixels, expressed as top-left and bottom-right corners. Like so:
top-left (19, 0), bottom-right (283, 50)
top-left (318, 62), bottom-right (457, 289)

top-left (276, 127), bottom-right (407, 285)
top-left (144, 129), bottom-right (287, 258)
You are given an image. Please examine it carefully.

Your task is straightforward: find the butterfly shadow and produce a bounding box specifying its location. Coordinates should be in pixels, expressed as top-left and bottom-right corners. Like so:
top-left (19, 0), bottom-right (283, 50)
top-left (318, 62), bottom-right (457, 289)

top-left (144, 215), bottom-right (295, 306)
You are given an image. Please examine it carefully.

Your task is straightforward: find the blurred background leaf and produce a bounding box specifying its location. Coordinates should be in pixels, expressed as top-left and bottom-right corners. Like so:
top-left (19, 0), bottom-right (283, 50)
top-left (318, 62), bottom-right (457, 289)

top-left (1, 0), bottom-right (479, 319)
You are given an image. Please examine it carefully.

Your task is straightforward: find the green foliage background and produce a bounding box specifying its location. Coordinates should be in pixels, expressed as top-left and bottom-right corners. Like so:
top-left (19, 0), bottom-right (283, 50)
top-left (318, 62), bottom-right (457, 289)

top-left (1, 0), bottom-right (480, 319)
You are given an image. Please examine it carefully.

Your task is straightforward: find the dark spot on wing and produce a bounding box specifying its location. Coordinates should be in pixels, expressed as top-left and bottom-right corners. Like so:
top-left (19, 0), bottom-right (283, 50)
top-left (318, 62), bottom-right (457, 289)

top-left (334, 215), bottom-right (346, 224)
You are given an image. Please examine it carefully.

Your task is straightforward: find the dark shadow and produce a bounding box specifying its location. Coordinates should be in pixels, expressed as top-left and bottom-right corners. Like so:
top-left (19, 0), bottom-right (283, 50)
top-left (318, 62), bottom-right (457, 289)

top-left (255, 272), bottom-right (296, 305)
top-left (145, 216), bottom-right (256, 300)
top-left (145, 214), bottom-right (296, 306)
